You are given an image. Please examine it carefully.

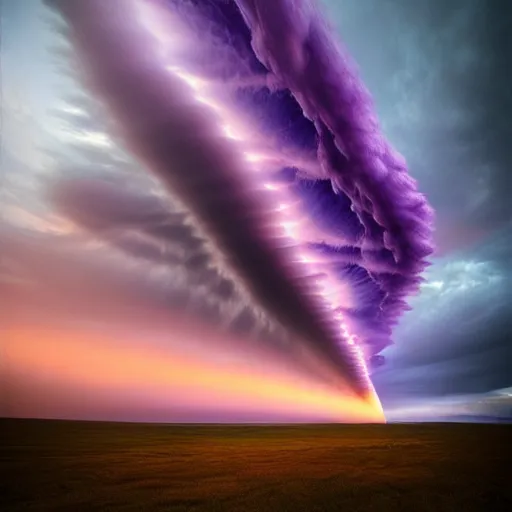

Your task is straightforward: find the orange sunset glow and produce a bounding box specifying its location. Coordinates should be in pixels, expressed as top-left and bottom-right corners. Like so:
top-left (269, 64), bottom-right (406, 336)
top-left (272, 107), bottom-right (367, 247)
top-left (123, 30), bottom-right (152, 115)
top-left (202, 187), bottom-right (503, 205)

top-left (1, 323), bottom-right (384, 423)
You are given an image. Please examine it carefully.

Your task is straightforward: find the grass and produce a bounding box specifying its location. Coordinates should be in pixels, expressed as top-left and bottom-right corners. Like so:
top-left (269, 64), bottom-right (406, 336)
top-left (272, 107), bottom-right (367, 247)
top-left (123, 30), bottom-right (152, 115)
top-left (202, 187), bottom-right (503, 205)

top-left (1, 418), bottom-right (511, 511)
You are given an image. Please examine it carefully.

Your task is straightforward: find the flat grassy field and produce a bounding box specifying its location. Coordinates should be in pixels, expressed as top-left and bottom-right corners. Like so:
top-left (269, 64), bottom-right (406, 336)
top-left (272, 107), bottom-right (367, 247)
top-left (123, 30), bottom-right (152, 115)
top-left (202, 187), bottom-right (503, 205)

top-left (1, 419), bottom-right (510, 511)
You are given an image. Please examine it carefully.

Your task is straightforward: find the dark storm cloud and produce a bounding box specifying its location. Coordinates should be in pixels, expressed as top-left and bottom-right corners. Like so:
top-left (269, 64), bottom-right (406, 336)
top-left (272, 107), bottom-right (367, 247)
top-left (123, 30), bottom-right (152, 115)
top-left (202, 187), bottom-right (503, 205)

top-left (47, 0), bottom-right (379, 394)
top-left (50, 180), bottom-right (246, 306)
top-left (51, 179), bottom-right (221, 278)
top-left (46, 179), bottom-right (336, 379)
top-left (327, 0), bottom-right (512, 250)
top-left (320, 0), bottom-right (512, 410)
top-left (372, 232), bottom-right (512, 405)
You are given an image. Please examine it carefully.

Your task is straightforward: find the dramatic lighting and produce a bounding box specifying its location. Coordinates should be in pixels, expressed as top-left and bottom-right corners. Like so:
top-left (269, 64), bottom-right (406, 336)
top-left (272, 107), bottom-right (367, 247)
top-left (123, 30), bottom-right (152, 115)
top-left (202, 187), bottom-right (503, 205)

top-left (38, 0), bottom-right (434, 422)
top-left (2, 324), bottom-right (384, 423)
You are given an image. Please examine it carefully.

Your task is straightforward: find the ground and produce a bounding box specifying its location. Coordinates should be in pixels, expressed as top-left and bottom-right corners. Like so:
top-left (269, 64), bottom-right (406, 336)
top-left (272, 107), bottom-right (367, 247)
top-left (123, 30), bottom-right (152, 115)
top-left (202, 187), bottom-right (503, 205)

top-left (1, 419), bottom-right (511, 511)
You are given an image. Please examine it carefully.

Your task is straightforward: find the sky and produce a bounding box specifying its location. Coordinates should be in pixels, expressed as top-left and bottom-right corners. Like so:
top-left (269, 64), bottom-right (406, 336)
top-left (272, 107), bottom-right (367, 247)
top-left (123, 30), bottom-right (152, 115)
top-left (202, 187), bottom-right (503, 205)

top-left (322, 0), bottom-right (512, 420)
top-left (1, 0), bottom-right (511, 422)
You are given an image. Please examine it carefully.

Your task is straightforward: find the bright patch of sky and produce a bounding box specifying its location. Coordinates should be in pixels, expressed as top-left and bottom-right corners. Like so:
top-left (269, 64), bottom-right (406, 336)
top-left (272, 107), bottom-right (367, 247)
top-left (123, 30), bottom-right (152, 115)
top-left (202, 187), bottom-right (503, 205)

top-left (2, 0), bottom-right (67, 125)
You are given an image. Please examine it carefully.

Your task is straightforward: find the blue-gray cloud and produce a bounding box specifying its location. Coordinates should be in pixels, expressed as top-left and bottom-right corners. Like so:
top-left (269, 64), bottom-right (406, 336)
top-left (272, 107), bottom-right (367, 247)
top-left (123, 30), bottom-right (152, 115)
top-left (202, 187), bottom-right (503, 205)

top-left (320, 0), bottom-right (512, 416)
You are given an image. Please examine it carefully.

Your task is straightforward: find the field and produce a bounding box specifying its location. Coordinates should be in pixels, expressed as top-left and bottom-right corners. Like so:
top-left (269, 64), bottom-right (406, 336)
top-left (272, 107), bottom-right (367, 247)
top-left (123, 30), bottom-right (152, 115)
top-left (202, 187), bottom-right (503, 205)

top-left (1, 419), bottom-right (510, 511)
